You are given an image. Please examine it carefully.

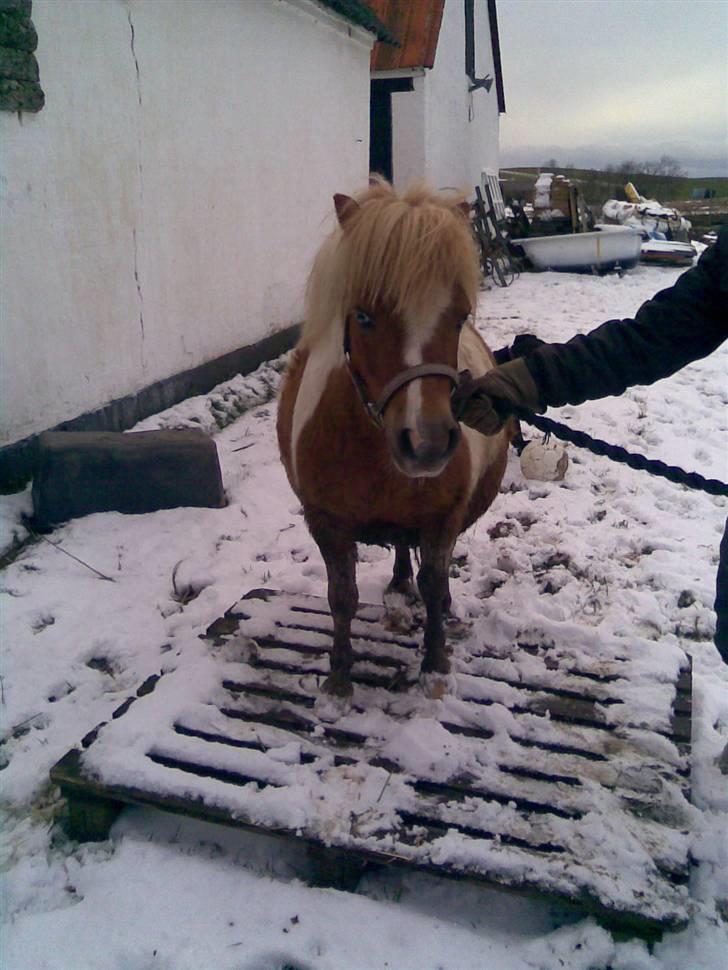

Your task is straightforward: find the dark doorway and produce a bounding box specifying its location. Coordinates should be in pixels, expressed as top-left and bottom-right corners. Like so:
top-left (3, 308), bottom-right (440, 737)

top-left (369, 77), bottom-right (414, 182)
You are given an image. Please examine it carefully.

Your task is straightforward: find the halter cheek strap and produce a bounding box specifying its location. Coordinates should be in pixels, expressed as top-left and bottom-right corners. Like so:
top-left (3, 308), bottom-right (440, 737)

top-left (343, 319), bottom-right (460, 429)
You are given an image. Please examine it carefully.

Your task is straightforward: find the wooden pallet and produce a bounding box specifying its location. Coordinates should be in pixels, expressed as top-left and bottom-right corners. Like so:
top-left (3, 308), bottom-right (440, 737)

top-left (51, 589), bottom-right (693, 938)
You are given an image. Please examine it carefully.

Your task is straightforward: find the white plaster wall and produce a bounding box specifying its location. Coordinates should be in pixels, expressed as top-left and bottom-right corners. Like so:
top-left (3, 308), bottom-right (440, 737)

top-left (468, 0), bottom-right (501, 181)
top-left (0, 0), bottom-right (372, 447)
top-left (390, 0), bottom-right (500, 193)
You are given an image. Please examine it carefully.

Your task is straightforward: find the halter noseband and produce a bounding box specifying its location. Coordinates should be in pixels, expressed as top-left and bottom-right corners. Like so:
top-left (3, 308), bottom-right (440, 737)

top-left (343, 318), bottom-right (460, 429)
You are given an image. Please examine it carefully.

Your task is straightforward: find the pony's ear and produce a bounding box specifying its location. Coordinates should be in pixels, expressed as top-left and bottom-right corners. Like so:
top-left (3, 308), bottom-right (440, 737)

top-left (334, 194), bottom-right (360, 227)
top-left (458, 200), bottom-right (472, 219)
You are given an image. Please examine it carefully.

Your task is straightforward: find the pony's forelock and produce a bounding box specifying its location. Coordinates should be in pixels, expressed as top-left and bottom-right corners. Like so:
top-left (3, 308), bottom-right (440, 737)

top-left (302, 179), bottom-right (479, 348)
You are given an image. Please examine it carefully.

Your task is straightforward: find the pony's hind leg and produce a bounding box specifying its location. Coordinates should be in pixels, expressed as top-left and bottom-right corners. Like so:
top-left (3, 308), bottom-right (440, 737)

top-left (312, 524), bottom-right (358, 697)
top-left (385, 543), bottom-right (417, 601)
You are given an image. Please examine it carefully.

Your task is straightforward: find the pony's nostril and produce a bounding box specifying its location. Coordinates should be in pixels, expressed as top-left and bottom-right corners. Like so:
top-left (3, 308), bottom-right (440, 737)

top-left (447, 423), bottom-right (461, 455)
top-left (398, 423), bottom-right (458, 466)
top-left (399, 428), bottom-right (416, 459)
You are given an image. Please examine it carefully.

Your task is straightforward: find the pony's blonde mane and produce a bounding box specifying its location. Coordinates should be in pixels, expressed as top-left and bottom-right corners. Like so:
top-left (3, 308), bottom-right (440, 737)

top-left (302, 178), bottom-right (480, 348)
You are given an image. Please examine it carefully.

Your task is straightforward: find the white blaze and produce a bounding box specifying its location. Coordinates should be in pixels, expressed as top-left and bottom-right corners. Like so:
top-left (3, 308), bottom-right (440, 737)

top-left (401, 289), bottom-right (450, 444)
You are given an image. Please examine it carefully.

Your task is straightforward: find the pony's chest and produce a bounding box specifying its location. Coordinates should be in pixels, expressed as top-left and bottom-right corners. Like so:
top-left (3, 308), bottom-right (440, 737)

top-left (295, 406), bottom-right (467, 527)
top-left (297, 406), bottom-right (397, 501)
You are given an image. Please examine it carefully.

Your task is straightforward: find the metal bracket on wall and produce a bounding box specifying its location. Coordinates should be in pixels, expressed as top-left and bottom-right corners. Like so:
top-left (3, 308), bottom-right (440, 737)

top-left (468, 74), bottom-right (493, 94)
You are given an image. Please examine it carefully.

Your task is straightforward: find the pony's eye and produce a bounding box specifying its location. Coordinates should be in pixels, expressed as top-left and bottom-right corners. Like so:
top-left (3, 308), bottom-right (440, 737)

top-left (354, 309), bottom-right (373, 328)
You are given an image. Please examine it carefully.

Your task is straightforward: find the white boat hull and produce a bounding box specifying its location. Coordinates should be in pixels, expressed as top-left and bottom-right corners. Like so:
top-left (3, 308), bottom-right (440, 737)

top-left (640, 239), bottom-right (696, 265)
top-left (512, 228), bottom-right (643, 273)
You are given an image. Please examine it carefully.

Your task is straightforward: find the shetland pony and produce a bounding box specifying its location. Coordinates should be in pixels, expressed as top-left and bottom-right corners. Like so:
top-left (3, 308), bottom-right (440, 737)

top-left (277, 179), bottom-right (511, 697)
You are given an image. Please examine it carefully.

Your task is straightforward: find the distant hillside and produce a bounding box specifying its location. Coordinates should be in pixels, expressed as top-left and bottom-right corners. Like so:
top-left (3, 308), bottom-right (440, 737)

top-left (500, 167), bottom-right (728, 205)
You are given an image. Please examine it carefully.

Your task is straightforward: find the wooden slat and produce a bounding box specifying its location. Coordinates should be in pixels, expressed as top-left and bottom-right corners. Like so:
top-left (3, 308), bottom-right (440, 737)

top-left (216, 654), bottom-right (689, 786)
top-left (148, 707), bottom-right (690, 884)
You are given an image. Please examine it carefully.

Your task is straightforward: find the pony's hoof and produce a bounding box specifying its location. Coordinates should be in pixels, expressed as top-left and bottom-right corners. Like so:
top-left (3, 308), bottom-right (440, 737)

top-left (314, 689), bottom-right (351, 722)
top-left (317, 673), bottom-right (352, 721)
top-left (420, 670), bottom-right (457, 700)
top-left (382, 590), bottom-right (421, 634)
top-left (321, 670), bottom-right (353, 699)
top-left (384, 579), bottom-right (419, 606)
top-left (445, 617), bottom-right (472, 641)
top-left (383, 604), bottom-right (414, 634)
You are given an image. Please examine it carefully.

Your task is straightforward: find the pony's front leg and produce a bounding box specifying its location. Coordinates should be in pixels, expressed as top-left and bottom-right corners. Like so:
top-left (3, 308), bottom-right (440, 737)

top-left (312, 527), bottom-right (358, 697)
top-left (417, 535), bottom-right (455, 676)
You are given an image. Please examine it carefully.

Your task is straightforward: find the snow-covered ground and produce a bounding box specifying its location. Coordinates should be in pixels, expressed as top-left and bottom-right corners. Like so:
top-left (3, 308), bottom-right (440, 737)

top-left (2, 261), bottom-right (727, 970)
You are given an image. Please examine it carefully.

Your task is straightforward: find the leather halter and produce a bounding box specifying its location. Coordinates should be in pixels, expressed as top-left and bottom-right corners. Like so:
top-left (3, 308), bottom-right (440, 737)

top-left (343, 317), bottom-right (460, 429)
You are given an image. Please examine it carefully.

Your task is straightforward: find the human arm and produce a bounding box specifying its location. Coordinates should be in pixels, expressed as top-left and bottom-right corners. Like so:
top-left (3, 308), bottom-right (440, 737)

top-left (455, 227), bottom-right (728, 431)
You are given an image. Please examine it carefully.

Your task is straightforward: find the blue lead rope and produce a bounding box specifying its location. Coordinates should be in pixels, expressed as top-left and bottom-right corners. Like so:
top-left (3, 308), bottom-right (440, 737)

top-left (510, 405), bottom-right (728, 498)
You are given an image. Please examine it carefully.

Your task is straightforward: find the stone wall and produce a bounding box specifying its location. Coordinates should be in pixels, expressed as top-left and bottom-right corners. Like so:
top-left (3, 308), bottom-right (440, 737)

top-left (0, 0), bottom-right (43, 112)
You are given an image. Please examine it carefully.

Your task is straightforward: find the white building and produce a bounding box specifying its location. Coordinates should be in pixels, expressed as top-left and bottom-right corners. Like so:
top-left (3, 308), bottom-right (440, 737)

top-left (369, 0), bottom-right (505, 190)
top-left (0, 0), bottom-right (504, 488)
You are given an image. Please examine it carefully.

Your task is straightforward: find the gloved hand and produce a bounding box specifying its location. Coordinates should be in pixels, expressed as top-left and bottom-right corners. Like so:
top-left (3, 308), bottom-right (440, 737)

top-left (452, 358), bottom-right (543, 435)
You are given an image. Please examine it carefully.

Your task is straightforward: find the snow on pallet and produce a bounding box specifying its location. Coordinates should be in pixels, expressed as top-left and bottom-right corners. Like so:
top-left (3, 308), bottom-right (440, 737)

top-left (51, 589), bottom-right (693, 937)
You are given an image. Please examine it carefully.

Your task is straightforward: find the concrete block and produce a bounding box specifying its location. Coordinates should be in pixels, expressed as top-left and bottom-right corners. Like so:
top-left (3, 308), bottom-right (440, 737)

top-left (32, 431), bottom-right (225, 528)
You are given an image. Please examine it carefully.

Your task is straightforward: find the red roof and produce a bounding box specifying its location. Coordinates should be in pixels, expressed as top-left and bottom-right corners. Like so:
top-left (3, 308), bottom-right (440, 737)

top-left (367, 0), bottom-right (445, 71)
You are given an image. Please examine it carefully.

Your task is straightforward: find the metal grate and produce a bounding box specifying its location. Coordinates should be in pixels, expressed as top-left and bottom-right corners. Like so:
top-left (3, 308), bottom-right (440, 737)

top-left (51, 589), bottom-right (693, 938)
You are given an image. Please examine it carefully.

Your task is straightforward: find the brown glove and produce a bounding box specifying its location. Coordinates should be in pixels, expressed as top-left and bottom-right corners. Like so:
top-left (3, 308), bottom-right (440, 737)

top-left (452, 358), bottom-right (543, 435)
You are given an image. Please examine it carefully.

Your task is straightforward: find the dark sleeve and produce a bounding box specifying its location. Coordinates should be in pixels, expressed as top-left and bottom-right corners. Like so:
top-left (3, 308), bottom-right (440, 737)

top-left (524, 227), bottom-right (728, 409)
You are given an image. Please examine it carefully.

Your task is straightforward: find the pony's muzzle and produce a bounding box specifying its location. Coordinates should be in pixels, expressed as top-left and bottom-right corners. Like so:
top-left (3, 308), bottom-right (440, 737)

top-left (394, 417), bottom-right (461, 477)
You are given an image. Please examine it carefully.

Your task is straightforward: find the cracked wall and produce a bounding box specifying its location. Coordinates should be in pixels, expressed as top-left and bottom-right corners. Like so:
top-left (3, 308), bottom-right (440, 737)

top-left (0, 0), bottom-right (372, 447)
top-left (127, 8), bottom-right (145, 359)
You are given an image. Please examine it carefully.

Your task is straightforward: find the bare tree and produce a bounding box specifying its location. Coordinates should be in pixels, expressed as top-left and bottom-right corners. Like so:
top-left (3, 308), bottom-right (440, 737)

top-left (654, 154), bottom-right (687, 177)
top-left (615, 155), bottom-right (686, 178)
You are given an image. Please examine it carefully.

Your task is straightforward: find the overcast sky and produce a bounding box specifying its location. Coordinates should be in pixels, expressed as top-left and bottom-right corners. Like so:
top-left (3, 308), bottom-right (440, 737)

top-left (495, 0), bottom-right (728, 176)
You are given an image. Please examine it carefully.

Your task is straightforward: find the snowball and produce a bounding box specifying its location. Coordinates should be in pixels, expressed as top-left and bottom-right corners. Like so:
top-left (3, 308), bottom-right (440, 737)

top-left (519, 439), bottom-right (569, 481)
